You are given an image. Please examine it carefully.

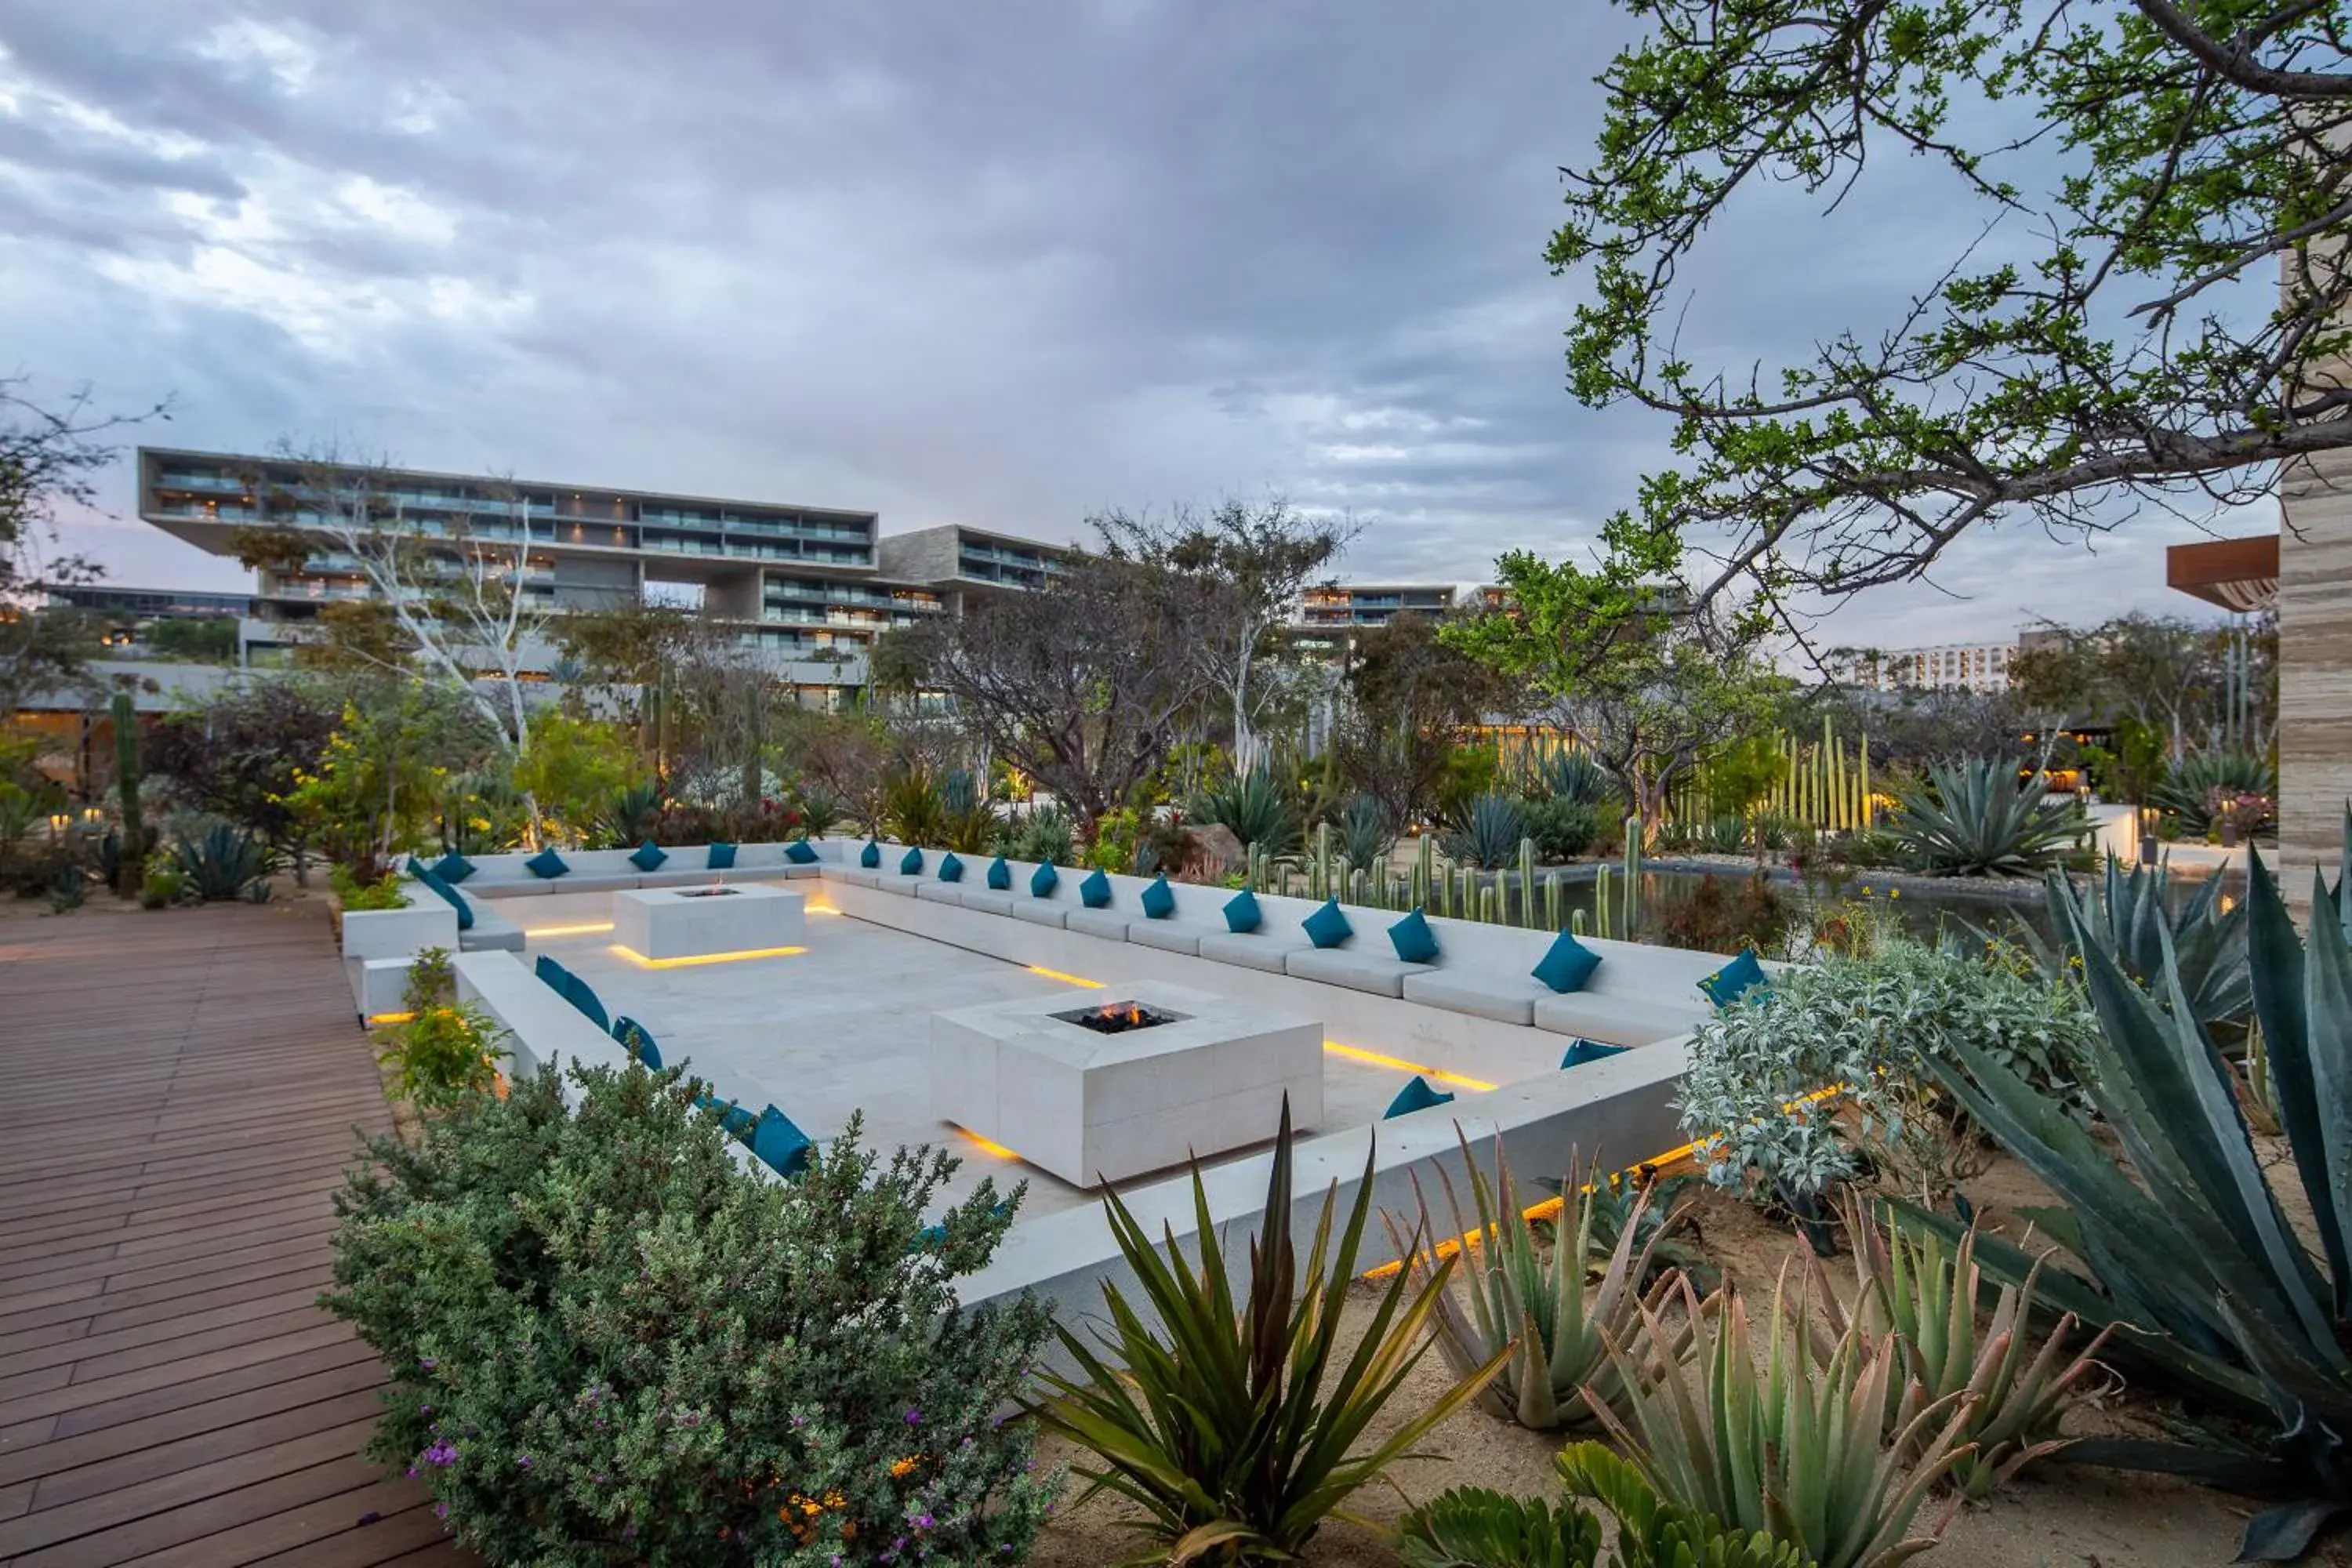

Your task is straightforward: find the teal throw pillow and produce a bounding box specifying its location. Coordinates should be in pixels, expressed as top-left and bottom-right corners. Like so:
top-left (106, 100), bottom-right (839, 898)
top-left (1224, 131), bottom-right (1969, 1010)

top-left (431, 851), bottom-right (475, 884)
top-left (1388, 907), bottom-right (1439, 964)
top-left (697, 1094), bottom-right (757, 1139)
top-left (898, 846), bottom-right (924, 876)
top-left (1560, 1038), bottom-right (1628, 1069)
top-left (534, 953), bottom-right (568, 990)
top-left (1699, 949), bottom-right (1771, 1008)
top-left (986, 855), bottom-right (1012, 891)
top-left (785, 838), bottom-right (820, 865)
top-left (524, 847), bottom-right (569, 880)
top-left (1222, 887), bottom-right (1261, 933)
top-left (629, 839), bottom-right (667, 872)
top-left (1302, 898), bottom-right (1352, 949)
top-left (564, 973), bottom-right (610, 1033)
top-left (1080, 868), bottom-right (1112, 909)
top-left (1030, 862), bottom-right (1059, 898)
top-left (405, 858), bottom-right (473, 931)
top-left (613, 1016), bottom-right (662, 1070)
top-left (860, 840), bottom-right (881, 869)
top-left (706, 841), bottom-right (737, 869)
top-left (938, 851), bottom-right (964, 883)
top-left (751, 1105), bottom-right (815, 1178)
top-left (1532, 931), bottom-right (1602, 994)
top-left (1383, 1074), bottom-right (1454, 1120)
top-left (1140, 875), bottom-right (1176, 920)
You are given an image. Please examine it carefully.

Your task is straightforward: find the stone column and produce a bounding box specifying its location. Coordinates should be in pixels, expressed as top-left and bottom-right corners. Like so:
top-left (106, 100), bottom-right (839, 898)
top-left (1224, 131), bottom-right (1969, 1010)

top-left (2278, 448), bottom-right (2352, 902)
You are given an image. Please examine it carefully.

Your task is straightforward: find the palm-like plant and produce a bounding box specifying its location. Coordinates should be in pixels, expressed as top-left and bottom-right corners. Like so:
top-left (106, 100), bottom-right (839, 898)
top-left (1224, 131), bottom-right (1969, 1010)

top-left (1595, 1272), bottom-right (1971, 1568)
top-left (1032, 1099), bottom-right (1506, 1566)
top-left (1443, 793), bottom-right (1528, 869)
top-left (1386, 1142), bottom-right (1688, 1431)
top-left (1817, 1198), bottom-right (2116, 1499)
top-left (1192, 768), bottom-right (1298, 855)
top-left (1884, 757), bottom-right (2079, 876)
top-left (1915, 829), bottom-right (2352, 1561)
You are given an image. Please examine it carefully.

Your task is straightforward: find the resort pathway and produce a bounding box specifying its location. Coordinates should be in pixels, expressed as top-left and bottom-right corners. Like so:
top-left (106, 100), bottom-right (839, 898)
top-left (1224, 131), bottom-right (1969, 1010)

top-left (0, 901), bottom-right (474, 1568)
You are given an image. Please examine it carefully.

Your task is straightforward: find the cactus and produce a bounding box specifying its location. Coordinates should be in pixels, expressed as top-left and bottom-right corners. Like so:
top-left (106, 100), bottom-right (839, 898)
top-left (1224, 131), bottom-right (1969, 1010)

top-left (1594, 863), bottom-right (1613, 940)
top-left (1478, 883), bottom-right (1499, 923)
top-left (111, 692), bottom-right (143, 898)
top-left (1517, 837), bottom-right (1537, 927)
top-left (1621, 816), bottom-right (1642, 938)
top-left (1859, 736), bottom-right (1871, 829)
top-left (1414, 834), bottom-right (1433, 913)
top-left (1313, 819), bottom-right (1331, 902)
top-left (1571, 906), bottom-right (1588, 936)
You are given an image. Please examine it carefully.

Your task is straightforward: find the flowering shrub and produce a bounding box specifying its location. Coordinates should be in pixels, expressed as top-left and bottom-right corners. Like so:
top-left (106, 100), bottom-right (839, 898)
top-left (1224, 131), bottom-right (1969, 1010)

top-left (324, 1061), bottom-right (1053, 1566)
top-left (1677, 938), bottom-right (2100, 1203)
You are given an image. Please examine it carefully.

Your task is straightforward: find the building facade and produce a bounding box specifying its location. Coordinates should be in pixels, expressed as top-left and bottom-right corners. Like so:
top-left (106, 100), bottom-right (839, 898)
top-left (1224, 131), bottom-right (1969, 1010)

top-left (1831, 637), bottom-right (2042, 694)
top-left (136, 448), bottom-right (1068, 706)
top-left (1293, 583), bottom-right (1460, 630)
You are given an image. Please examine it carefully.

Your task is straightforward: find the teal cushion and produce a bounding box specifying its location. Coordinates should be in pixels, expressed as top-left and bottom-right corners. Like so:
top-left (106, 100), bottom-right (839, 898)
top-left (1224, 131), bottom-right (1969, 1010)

top-left (629, 839), bottom-right (667, 872)
top-left (860, 840), bottom-right (882, 869)
top-left (1223, 887), bottom-right (1261, 933)
top-left (1383, 1074), bottom-right (1455, 1120)
top-left (524, 848), bottom-right (569, 880)
top-left (1561, 1038), bottom-right (1628, 1069)
top-left (563, 973), bottom-right (610, 1033)
top-left (1302, 898), bottom-right (1352, 949)
top-left (938, 851), bottom-right (964, 883)
top-left (1080, 868), bottom-right (1112, 909)
top-left (431, 851), bottom-right (475, 884)
top-left (1533, 931), bottom-right (1602, 993)
top-left (1700, 949), bottom-right (1771, 1008)
top-left (613, 1016), bottom-right (662, 1071)
top-left (1388, 907), bottom-right (1439, 964)
top-left (785, 838), bottom-right (820, 864)
top-left (706, 841), bottom-right (737, 869)
top-left (697, 1094), bottom-right (757, 1139)
top-left (405, 859), bottom-right (474, 932)
top-left (533, 954), bottom-right (568, 991)
top-left (986, 855), bottom-right (1012, 891)
top-left (898, 846), bottom-right (924, 876)
top-left (1030, 862), bottom-right (1059, 898)
top-left (1141, 875), bottom-right (1176, 920)
top-left (750, 1105), bottom-right (815, 1178)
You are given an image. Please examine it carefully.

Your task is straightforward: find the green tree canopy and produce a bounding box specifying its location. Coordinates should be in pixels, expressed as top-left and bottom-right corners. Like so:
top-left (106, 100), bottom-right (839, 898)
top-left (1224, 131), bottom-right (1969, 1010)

top-left (1552, 0), bottom-right (2351, 611)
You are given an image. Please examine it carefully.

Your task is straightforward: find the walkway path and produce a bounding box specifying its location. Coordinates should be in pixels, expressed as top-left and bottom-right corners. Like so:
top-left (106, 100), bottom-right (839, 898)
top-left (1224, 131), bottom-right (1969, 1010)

top-left (0, 900), bottom-right (472, 1568)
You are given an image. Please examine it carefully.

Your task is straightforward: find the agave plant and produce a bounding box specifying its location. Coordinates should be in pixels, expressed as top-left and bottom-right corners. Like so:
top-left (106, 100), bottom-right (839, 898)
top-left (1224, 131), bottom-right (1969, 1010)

top-left (1192, 767), bottom-right (1298, 855)
top-left (792, 783), bottom-right (848, 837)
top-left (174, 819), bottom-right (271, 901)
top-left (587, 781), bottom-right (662, 848)
top-left (1595, 1272), bottom-right (1971, 1568)
top-left (1032, 1099), bottom-right (1506, 1566)
top-left (1816, 1198), bottom-right (2116, 1499)
top-left (1335, 793), bottom-right (1397, 874)
top-left (1443, 792), bottom-right (1528, 869)
top-left (936, 768), bottom-right (996, 852)
top-left (1396, 1445), bottom-right (1807, 1568)
top-left (1999, 855), bottom-right (2249, 1034)
top-left (1387, 1141), bottom-right (1689, 1431)
top-left (1915, 827), bottom-right (2352, 1561)
top-left (1535, 750), bottom-right (1619, 810)
top-left (1884, 757), bottom-right (2079, 877)
top-left (2154, 745), bottom-right (2276, 834)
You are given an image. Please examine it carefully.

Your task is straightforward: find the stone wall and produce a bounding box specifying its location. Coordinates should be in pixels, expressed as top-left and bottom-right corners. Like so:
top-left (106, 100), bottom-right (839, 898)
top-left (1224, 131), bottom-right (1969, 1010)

top-left (2278, 445), bottom-right (2352, 901)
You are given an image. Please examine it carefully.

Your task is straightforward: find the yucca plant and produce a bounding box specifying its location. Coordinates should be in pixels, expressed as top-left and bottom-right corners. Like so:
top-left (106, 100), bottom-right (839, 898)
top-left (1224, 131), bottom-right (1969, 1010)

top-left (1396, 1445), bottom-right (1807, 1568)
top-left (1032, 1099), bottom-right (1506, 1566)
top-left (1595, 1272), bottom-right (1972, 1568)
top-left (1884, 757), bottom-right (2078, 877)
top-left (1386, 1142), bottom-right (1689, 1431)
top-left (1816, 1197), bottom-right (2116, 1499)
top-left (587, 781), bottom-right (662, 848)
top-left (1914, 826), bottom-right (2352, 1560)
top-left (1443, 793), bottom-right (1528, 869)
top-left (1192, 767), bottom-right (1299, 856)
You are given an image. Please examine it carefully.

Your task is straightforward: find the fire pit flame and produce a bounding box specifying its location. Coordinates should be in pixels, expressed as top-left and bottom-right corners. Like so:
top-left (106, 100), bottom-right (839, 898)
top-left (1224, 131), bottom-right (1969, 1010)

top-left (1056, 999), bottom-right (1179, 1036)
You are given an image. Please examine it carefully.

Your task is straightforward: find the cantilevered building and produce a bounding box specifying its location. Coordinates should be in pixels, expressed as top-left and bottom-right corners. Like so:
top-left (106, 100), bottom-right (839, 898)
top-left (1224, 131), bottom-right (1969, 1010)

top-left (136, 448), bottom-right (1065, 704)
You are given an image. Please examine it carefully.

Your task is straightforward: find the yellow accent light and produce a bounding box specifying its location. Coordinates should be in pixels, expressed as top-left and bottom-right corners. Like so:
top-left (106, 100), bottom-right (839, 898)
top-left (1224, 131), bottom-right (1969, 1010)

top-left (957, 1128), bottom-right (1021, 1160)
top-left (1320, 1040), bottom-right (1496, 1093)
top-left (610, 942), bottom-right (808, 969)
top-left (366, 1011), bottom-right (416, 1025)
top-left (1025, 965), bottom-right (1105, 989)
top-left (523, 921), bottom-right (615, 938)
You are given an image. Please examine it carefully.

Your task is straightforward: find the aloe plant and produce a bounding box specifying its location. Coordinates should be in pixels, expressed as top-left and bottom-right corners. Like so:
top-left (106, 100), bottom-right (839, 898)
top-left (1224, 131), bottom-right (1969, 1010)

top-left (1594, 1272), bottom-right (1971, 1568)
top-left (1031, 1099), bottom-right (1507, 1565)
top-left (1884, 757), bottom-right (2078, 876)
top-left (1385, 1142), bottom-right (1690, 1432)
top-left (1444, 793), bottom-right (1529, 869)
top-left (1817, 1198), bottom-right (2116, 1499)
top-left (1915, 828), bottom-right (2352, 1560)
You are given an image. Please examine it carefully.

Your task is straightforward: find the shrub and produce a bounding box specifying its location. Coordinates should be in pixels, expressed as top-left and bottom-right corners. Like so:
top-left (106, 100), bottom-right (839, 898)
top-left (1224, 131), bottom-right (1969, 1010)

top-left (1442, 792), bottom-right (1527, 869)
top-left (325, 1062), bottom-right (1051, 1567)
top-left (1678, 939), bottom-right (2100, 1205)
top-left (140, 866), bottom-right (184, 909)
top-left (1033, 1099), bottom-right (1503, 1563)
top-left (46, 866), bottom-right (85, 913)
top-left (880, 769), bottom-right (946, 847)
top-left (1651, 870), bottom-right (1793, 957)
top-left (1884, 757), bottom-right (2079, 877)
top-left (1531, 749), bottom-right (1617, 809)
top-left (1523, 796), bottom-right (1600, 861)
top-left (1334, 791), bottom-right (1398, 872)
top-left (332, 862), bottom-right (411, 911)
top-left (996, 803), bottom-right (1076, 864)
top-left (379, 956), bottom-right (504, 1112)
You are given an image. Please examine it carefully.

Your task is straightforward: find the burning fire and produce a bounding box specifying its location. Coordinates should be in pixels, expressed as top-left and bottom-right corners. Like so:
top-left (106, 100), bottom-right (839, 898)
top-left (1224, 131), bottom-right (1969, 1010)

top-left (1099, 1001), bottom-right (1149, 1028)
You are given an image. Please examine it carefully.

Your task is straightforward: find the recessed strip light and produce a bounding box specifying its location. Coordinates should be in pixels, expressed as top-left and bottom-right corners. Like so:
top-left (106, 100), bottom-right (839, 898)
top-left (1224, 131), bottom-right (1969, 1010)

top-left (957, 1128), bottom-right (1021, 1160)
top-left (1320, 1040), bottom-right (1497, 1093)
top-left (365, 1011), bottom-right (415, 1025)
top-left (524, 921), bottom-right (615, 937)
top-left (1025, 965), bottom-right (1105, 989)
top-left (609, 943), bottom-right (808, 969)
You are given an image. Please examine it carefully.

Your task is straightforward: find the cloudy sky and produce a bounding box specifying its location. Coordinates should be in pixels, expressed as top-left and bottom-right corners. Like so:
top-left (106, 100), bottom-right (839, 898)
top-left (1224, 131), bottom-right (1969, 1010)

top-left (2, 1), bottom-right (2274, 650)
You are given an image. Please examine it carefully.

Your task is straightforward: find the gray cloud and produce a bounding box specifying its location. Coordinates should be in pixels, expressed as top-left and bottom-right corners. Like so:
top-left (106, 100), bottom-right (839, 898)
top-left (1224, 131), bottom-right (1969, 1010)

top-left (0, 0), bottom-right (2273, 647)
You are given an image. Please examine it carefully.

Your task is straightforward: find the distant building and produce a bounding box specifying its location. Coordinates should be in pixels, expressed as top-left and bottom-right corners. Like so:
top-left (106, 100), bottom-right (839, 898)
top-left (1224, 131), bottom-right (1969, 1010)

top-left (42, 585), bottom-right (258, 620)
top-left (1293, 583), bottom-right (1461, 630)
top-left (1831, 633), bottom-right (2056, 694)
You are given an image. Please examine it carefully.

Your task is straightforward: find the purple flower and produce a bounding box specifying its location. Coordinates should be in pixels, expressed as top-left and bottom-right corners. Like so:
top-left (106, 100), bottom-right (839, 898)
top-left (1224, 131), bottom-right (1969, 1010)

top-left (432, 1502), bottom-right (449, 1520)
top-left (516, 1454), bottom-right (532, 1470)
top-left (419, 1356), bottom-right (437, 1370)
top-left (903, 1408), bottom-right (922, 1425)
top-left (913, 1514), bottom-right (935, 1530)
top-left (422, 1439), bottom-right (459, 1467)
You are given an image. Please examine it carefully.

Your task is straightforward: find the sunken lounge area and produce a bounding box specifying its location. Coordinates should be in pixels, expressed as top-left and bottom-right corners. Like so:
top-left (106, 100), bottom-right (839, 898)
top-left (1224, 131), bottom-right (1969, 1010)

top-left (356, 836), bottom-right (1762, 1319)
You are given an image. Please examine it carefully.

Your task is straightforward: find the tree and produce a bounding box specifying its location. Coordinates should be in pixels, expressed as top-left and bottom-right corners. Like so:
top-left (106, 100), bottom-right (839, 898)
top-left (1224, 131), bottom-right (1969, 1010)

top-left (288, 681), bottom-right (503, 876)
top-left (2009, 612), bottom-right (2271, 754)
top-left (144, 617), bottom-right (238, 662)
top-left (0, 380), bottom-right (165, 712)
top-left (1443, 554), bottom-right (1784, 838)
top-left (1334, 612), bottom-right (1512, 826)
top-left (897, 554), bottom-right (1214, 828)
top-left (1094, 499), bottom-right (1356, 777)
top-left (1550, 0), bottom-right (2352, 613)
top-left (148, 677), bottom-right (340, 880)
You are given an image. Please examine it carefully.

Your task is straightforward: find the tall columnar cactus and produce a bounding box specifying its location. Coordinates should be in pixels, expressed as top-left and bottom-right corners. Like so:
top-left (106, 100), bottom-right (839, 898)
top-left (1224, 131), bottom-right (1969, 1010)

top-left (1414, 834), bottom-right (1433, 913)
top-left (1571, 906), bottom-right (1588, 937)
top-left (1313, 820), bottom-right (1331, 902)
top-left (111, 692), bottom-right (143, 898)
top-left (1518, 837), bottom-right (1537, 927)
top-left (1595, 864), bottom-right (1613, 940)
top-left (1859, 735), bottom-right (1872, 829)
top-left (1621, 816), bottom-right (1642, 938)
top-left (1544, 874), bottom-right (1563, 934)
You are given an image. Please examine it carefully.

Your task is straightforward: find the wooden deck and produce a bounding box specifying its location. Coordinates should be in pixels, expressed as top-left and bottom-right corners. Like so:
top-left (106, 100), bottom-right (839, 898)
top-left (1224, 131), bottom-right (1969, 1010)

top-left (0, 902), bottom-right (472, 1568)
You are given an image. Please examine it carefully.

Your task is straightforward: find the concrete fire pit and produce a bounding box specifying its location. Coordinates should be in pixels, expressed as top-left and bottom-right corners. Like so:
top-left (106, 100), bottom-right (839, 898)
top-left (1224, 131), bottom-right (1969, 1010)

top-left (612, 883), bottom-right (806, 961)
